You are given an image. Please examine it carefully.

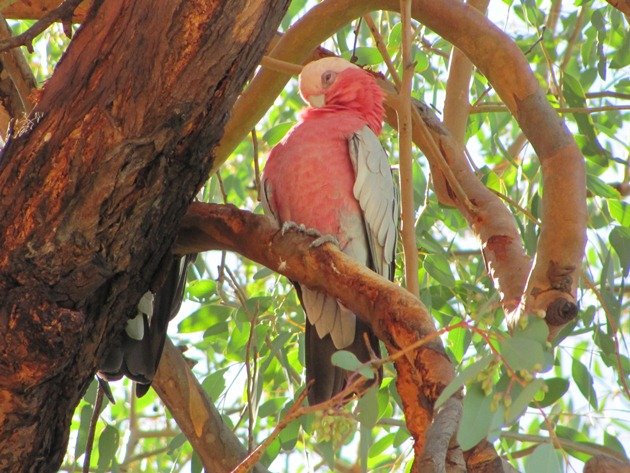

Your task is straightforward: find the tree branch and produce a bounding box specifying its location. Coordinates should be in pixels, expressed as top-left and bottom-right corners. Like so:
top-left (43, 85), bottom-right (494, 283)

top-left (398, 0), bottom-right (419, 296)
top-left (152, 340), bottom-right (269, 473)
top-left (0, 0), bottom-right (83, 53)
top-left (175, 202), bottom-right (456, 461)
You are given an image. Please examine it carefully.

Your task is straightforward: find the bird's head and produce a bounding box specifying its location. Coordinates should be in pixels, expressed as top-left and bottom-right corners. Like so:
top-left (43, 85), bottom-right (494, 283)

top-left (298, 57), bottom-right (385, 134)
top-left (298, 57), bottom-right (361, 108)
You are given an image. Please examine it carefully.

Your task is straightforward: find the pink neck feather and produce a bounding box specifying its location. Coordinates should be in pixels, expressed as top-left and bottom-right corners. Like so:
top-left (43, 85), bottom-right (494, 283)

top-left (309, 68), bottom-right (385, 135)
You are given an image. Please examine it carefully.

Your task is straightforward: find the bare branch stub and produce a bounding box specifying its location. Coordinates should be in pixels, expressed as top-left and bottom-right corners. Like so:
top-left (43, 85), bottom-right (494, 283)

top-left (0, 0), bottom-right (84, 54)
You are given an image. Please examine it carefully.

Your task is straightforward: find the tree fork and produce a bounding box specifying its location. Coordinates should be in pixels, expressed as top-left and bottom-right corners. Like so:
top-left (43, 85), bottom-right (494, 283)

top-left (0, 0), bottom-right (289, 470)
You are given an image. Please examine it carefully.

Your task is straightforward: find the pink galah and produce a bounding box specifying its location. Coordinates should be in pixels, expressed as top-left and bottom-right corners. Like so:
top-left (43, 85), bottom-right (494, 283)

top-left (261, 57), bottom-right (399, 404)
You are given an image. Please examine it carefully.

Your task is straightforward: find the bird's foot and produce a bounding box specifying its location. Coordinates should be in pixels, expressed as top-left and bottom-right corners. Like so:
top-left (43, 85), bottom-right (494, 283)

top-left (281, 221), bottom-right (322, 239)
top-left (280, 221), bottom-right (338, 248)
top-left (310, 234), bottom-right (340, 248)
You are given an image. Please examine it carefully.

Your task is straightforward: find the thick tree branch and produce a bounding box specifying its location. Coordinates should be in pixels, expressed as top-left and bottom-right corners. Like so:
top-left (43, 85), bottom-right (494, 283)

top-left (175, 202), bottom-right (456, 462)
top-left (152, 340), bottom-right (268, 473)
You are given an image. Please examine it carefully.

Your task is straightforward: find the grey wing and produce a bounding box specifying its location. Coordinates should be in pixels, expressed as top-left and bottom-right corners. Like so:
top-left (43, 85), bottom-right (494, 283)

top-left (349, 126), bottom-right (399, 281)
top-left (260, 176), bottom-right (279, 226)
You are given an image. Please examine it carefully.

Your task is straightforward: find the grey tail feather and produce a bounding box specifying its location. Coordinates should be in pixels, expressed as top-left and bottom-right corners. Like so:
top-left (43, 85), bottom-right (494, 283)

top-left (99, 253), bottom-right (194, 397)
top-left (294, 282), bottom-right (382, 405)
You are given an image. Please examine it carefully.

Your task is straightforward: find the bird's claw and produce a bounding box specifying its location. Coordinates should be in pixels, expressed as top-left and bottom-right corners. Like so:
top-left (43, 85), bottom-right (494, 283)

top-left (281, 221), bottom-right (306, 235)
top-left (310, 235), bottom-right (340, 248)
top-left (281, 221), bottom-right (323, 239)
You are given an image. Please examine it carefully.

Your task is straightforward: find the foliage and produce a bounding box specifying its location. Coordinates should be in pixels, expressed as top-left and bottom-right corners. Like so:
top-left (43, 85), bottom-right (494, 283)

top-left (13, 0), bottom-right (626, 471)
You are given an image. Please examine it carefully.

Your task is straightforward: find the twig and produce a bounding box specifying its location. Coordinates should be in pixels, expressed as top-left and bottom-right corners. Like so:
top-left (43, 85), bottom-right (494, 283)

top-left (398, 0), bottom-right (419, 297)
top-left (216, 172), bottom-right (228, 204)
top-left (560, 5), bottom-right (587, 72)
top-left (408, 102), bottom-right (478, 216)
top-left (581, 273), bottom-right (630, 400)
top-left (471, 103), bottom-right (630, 114)
top-left (363, 14), bottom-right (401, 90)
top-left (500, 431), bottom-right (629, 461)
top-left (232, 377), bottom-right (369, 473)
top-left (489, 188), bottom-right (540, 225)
top-left (0, 0), bottom-right (84, 54)
top-left (82, 383), bottom-right (104, 473)
top-left (121, 384), bottom-right (139, 470)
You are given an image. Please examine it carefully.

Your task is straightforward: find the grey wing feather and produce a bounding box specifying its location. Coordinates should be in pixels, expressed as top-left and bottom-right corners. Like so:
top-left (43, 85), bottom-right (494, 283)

top-left (349, 126), bottom-right (399, 281)
top-left (260, 177), bottom-right (279, 226)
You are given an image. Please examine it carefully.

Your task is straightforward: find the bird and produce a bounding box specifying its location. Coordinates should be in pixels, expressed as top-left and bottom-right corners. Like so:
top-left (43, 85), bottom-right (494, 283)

top-left (261, 57), bottom-right (399, 404)
top-left (98, 254), bottom-right (194, 397)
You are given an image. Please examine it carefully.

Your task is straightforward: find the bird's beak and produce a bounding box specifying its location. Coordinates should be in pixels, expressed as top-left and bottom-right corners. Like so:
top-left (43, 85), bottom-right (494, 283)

top-left (307, 94), bottom-right (325, 108)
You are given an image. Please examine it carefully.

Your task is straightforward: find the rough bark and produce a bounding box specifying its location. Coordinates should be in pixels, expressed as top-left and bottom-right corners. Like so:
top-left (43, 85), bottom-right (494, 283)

top-left (0, 0), bottom-right (288, 471)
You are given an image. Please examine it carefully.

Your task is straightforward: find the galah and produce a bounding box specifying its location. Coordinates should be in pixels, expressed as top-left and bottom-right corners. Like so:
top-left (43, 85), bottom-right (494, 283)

top-left (261, 57), bottom-right (399, 404)
top-left (99, 254), bottom-right (193, 397)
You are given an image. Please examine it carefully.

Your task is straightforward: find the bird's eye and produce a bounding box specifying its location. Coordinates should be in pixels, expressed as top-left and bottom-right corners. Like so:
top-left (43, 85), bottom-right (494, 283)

top-left (321, 70), bottom-right (337, 87)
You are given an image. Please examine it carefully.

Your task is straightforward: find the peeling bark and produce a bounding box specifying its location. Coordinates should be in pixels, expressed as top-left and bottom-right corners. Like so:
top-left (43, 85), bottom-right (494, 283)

top-left (0, 0), bottom-right (289, 470)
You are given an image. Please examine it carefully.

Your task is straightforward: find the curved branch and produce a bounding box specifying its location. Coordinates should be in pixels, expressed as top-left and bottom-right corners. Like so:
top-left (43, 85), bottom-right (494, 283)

top-left (175, 202), bottom-right (456, 460)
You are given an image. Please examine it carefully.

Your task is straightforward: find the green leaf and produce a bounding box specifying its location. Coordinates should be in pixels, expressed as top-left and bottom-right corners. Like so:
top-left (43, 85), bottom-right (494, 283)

top-left (167, 433), bottom-right (187, 453)
top-left (587, 173), bottom-right (621, 198)
top-left (604, 431), bottom-right (627, 457)
top-left (571, 358), bottom-right (598, 409)
top-left (369, 432), bottom-right (395, 457)
top-left (253, 266), bottom-right (274, 280)
top-left (74, 404), bottom-right (92, 461)
top-left (505, 378), bottom-right (543, 424)
top-left (610, 226), bottom-right (630, 276)
top-left (96, 425), bottom-right (119, 472)
top-left (458, 382), bottom-right (500, 450)
top-left (447, 319), bottom-right (469, 363)
top-left (179, 304), bottom-right (231, 333)
top-left (356, 386), bottom-right (378, 428)
top-left (387, 22), bottom-right (402, 50)
top-left (331, 351), bottom-right (374, 379)
top-left (191, 451), bottom-right (203, 473)
top-left (341, 47), bottom-right (383, 65)
top-left (187, 279), bottom-right (216, 299)
top-left (499, 336), bottom-right (545, 372)
top-left (424, 254), bottom-right (455, 288)
top-left (279, 419), bottom-right (301, 450)
top-left (533, 378), bottom-right (570, 408)
top-left (436, 354), bottom-right (493, 408)
top-left (263, 122), bottom-right (295, 146)
top-left (202, 369), bottom-right (226, 400)
top-left (524, 443), bottom-right (562, 473)
top-left (607, 199), bottom-right (630, 227)
top-left (258, 397), bottom-right (288, 418)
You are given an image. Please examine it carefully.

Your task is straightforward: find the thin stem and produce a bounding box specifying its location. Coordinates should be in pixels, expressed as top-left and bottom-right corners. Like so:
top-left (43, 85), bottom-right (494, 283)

top-left (398, 0), bottom-right (419, 296)
top-left (363, 14), bottom-right (401, 90)
top-left (471, 103), bottom-right (630, 114)
top-left (82, 384), bottom-right (104, 473)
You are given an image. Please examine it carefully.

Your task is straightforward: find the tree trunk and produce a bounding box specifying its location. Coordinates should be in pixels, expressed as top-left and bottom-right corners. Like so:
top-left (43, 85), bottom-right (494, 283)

top-left (0, 1), bottom-right (288, 471)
